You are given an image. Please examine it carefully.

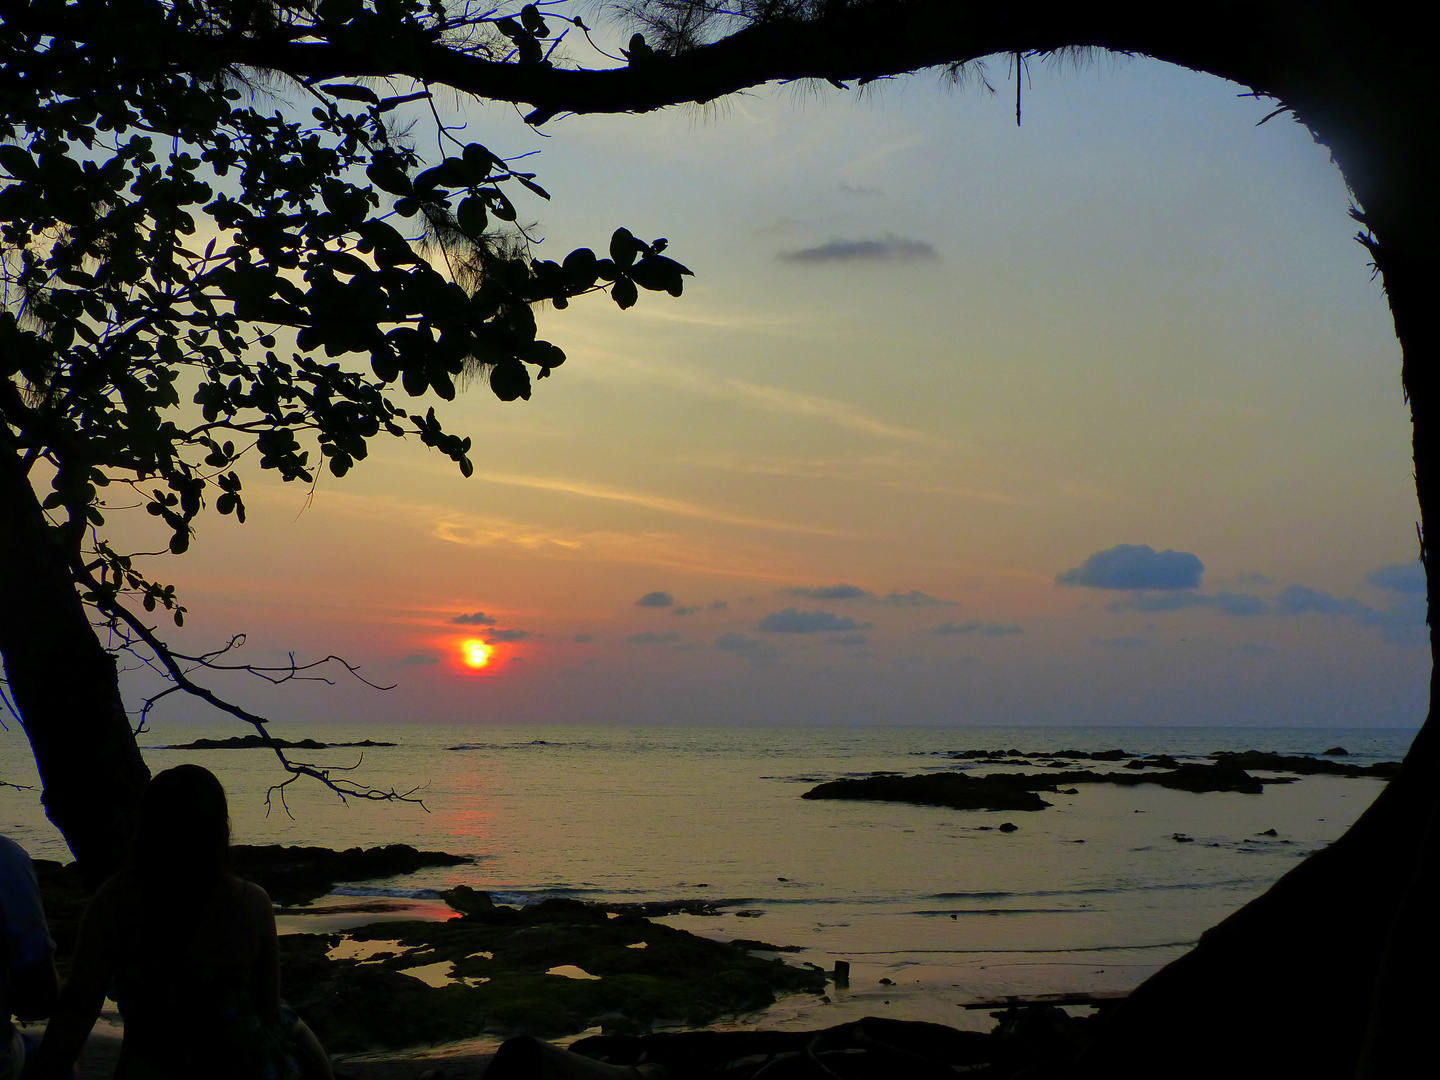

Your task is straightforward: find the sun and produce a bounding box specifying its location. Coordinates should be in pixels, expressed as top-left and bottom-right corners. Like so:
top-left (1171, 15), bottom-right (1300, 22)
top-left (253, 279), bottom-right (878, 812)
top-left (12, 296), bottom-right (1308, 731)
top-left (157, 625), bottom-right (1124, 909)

top-left (461, 639), bottom-right (491, 669)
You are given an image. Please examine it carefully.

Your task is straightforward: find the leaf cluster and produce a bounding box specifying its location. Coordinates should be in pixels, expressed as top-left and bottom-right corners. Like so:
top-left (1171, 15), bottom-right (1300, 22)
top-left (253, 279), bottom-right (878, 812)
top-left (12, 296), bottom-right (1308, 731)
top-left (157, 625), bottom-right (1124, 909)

top-left (0, 0), bottom-right (690, 634)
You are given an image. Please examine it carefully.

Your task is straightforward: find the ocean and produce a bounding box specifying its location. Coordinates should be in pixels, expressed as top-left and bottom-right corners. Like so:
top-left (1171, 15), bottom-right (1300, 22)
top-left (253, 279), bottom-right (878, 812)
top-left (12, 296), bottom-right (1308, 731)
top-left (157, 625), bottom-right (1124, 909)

top-left (0, 723), bottom-right (1417, 1030)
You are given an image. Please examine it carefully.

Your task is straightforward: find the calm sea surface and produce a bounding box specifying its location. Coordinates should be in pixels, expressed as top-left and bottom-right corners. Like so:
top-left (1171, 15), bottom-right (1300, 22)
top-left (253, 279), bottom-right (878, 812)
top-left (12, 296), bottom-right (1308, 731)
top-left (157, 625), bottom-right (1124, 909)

top-left (0, 723), bottom-right (1418, 1027)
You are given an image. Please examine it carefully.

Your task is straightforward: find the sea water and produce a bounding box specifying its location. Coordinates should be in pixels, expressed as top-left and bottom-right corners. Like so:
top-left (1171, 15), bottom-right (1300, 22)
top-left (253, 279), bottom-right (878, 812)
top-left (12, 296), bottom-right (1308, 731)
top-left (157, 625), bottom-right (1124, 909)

top-left (0, 723), bottom-right (1417, 1028)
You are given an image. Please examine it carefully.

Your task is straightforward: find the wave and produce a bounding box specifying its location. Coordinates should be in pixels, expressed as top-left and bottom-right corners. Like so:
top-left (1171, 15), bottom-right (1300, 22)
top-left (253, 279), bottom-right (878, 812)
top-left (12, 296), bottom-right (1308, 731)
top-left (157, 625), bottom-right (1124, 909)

top-left (329, 885), bottom-right (448, 900)
top-left (445, 739), bottom-right (585, 751)
top-left (925, 877), bottom-right (1265, 901)
top-left (909, 908), bottom-right (1087, 916)
top-left (840, 941), bottom-right (1199, 955)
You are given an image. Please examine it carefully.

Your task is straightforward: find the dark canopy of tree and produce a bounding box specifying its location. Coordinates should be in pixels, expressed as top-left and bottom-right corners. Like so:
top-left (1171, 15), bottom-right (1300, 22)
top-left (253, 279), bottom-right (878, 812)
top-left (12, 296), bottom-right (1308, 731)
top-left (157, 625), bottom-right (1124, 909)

top-left (2, 2), bottom-right (1435, 1077)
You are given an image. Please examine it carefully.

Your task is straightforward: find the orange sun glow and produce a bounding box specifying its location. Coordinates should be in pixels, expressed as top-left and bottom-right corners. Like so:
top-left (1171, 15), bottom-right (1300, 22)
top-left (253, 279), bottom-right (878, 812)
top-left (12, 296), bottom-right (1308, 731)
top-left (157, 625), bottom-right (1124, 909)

top-left (461, 639), bottom-right (491, 669)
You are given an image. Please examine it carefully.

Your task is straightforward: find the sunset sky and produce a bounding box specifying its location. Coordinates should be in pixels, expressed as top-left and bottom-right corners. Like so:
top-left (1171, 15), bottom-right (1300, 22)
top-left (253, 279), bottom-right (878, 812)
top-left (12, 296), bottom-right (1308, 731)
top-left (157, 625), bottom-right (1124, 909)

top-left (128, 53), bottom-right (1426, 730)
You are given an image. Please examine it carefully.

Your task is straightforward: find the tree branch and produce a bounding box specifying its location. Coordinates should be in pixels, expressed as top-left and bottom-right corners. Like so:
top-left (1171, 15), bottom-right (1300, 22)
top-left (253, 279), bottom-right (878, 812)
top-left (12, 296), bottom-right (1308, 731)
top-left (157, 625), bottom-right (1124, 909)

top-left (232, 3), bottom-right (1297, 125)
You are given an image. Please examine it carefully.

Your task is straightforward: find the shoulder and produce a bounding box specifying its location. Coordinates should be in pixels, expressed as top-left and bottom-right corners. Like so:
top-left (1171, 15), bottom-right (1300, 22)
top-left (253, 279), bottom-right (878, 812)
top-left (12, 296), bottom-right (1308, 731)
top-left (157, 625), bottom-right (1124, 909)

top-left (0, 834), bottom-right (36, 887)
top-left (0, 834), bottom-right (28, 866)
top-left (237, 879), bottom-right (275, 923)
top-left (0, 835), bottom-right (53, 965)
top-left (239, 878), bottom-right (271, 906)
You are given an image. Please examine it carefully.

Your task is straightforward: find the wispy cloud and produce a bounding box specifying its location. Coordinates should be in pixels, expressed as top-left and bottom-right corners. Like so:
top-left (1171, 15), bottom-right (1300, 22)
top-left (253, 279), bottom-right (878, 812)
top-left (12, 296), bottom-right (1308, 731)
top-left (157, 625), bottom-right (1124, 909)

top-left (450, 611), bottom-right (498, 626)
top-left (779, 235), bottom-right (938, 264)
top-left (471, 471), bottom-right (845, 535)
top-left (1107, 591), bottom-right (1266, 617)
top-left (759, 609), bottom-right (873, 633)
top-left (484, 628), bottom-right (530, 642)
top-left (715, 632), bottom-right (785, 665)
top-left (577, 357), bottom-right (943, 446)
top-left (683, 450), bottom-right (1024, 504)
top-left (250, 489), bottom-right (807, 581)
top-left (786, 584), bottom-right (872, 601)
top-left (1275, 583), bottom-right (1426, 646)
top-left (782, 585), bottom-right (956, 607)
top-left (932, 621), bottom-right (1023, 637)
top-left (629, 631), bottom-right (682, 645)
top-left (880, 590), bottom-right (956, 608)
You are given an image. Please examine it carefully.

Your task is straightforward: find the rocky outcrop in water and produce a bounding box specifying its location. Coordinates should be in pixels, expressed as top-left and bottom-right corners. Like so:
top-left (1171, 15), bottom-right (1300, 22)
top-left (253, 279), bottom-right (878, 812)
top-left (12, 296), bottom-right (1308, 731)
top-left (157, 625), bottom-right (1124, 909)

top-left (235, 843), bottom-right (471, 906)
top-left (802, 760), bottom-right (1290, 808)
top-left (1209, 751), bottom-right (1399, 778)
top-left (802, 772), bottom-right (1053, 811)
top-left (159, 735), bottom-right (397, 750)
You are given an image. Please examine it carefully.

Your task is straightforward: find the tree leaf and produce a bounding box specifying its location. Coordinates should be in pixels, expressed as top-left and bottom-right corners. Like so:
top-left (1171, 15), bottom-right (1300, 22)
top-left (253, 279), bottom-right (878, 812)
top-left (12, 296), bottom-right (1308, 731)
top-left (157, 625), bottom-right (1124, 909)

top-left (610, 228), bottom-right (639, 268)
top-left (322, 83), bottom-right (381, 106)
top-left (611, 276), bottom-right (638, 309)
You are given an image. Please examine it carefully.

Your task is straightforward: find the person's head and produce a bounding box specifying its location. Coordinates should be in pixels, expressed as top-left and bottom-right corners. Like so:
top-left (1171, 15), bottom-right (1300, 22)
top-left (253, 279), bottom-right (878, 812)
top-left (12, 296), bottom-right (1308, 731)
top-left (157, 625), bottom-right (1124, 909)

top-left (129, 764), bottom-right (231, 889)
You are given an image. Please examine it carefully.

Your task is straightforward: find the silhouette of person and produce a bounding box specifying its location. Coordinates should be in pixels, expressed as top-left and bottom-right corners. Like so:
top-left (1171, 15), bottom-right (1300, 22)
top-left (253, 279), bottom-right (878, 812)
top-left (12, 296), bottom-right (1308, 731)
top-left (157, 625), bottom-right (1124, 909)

top-left (0, 833), bottom-right (60, 1078)
top-left (29, 765), bottom-right (334, 1080)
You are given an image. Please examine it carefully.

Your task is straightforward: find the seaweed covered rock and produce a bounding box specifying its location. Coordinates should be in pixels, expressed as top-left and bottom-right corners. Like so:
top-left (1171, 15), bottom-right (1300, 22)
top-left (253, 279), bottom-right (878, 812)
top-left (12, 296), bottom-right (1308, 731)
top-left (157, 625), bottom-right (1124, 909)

top-left (233, 843), bottom-right (471, 906)
top-left (281, 898), bottom-right (827, 1050)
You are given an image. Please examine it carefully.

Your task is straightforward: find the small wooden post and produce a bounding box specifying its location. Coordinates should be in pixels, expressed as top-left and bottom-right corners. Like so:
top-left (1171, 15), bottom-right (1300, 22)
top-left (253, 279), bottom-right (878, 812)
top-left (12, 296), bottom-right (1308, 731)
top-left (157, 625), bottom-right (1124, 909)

top-left (833, 960), bottom-right (850, 987)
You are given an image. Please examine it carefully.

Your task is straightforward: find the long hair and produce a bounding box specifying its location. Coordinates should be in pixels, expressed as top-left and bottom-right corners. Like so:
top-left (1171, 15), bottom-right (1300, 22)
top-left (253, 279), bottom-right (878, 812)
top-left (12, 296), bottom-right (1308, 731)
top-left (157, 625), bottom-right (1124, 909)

top-left (126, 764), bottom-right (232, 897)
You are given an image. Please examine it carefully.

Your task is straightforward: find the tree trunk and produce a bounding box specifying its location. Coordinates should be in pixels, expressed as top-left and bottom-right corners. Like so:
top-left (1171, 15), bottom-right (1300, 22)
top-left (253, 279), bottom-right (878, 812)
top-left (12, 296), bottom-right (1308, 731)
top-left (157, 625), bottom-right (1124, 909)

top-left (1076, 97), bottom-right (1440, 1080)
top-left (0, 426), bottom-right (149, 887)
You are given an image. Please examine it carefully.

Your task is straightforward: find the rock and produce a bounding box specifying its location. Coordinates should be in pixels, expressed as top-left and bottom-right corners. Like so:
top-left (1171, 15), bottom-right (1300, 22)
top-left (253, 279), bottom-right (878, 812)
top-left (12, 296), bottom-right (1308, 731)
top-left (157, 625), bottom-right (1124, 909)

top-left (568, 1018), bottom-right (997, 1080)
top-left (1172, 833), bottom-right (1194, 843)
top-left (801, 773), bottom-right (1052, 812)
top-left (731, 938), bottom-right (805, 953)
top-left (159, 735), bottom-right (397, 750)
top-left (234, 843), bottom-right (472, 907)
top-left (1210, 750), bottom-right (1397, 777)
top-left (1323, 746), bottom-right (1348, 755)
top-left (595, 1011), bottom-right (648, 1038)
top-left (285, 899), bottom-right (826, 1050)
top-left (998, 822), bottom-right (1018, 833)
top-left (441, 886), bottom-right (495, 917)
top-left (1258, 828), bottom-right (1278, 837)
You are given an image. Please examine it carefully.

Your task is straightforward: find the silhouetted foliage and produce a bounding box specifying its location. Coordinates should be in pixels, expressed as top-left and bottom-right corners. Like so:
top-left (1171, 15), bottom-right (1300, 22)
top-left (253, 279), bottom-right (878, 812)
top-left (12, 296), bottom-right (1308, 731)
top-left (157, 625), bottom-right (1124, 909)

top-left (0, 0), bottom-right (692, 840)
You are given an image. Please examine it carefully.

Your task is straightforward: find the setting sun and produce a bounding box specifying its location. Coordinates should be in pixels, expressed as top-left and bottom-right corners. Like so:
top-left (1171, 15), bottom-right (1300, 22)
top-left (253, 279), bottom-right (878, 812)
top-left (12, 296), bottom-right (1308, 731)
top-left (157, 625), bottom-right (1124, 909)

top-left (461, 639), bottom-right (490, 669)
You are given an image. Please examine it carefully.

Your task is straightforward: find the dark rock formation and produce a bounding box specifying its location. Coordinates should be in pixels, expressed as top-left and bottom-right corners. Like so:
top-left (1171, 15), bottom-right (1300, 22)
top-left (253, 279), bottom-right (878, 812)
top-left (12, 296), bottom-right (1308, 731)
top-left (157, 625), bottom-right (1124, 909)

top-left (802, 773), bottom-right (1052, 811)
top-left (545, 1012), bottom-right (1085, 1080)
top-left (804, 761), bottom-right (1282, 810)
top-left (1211, 751), bottom-right (1399, 778)
top-left (158, 735), bottom-right (397, 750)
top-left (285, 898), bottom-right (827, 1050)
top-left (234, 843), bottom-right (471, 907)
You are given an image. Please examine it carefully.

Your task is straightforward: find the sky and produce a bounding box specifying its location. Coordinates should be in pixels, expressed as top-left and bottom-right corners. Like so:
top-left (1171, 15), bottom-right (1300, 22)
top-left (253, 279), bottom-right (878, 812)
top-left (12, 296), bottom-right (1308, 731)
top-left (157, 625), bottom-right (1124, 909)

top-left (118, 51), bottom-right (1428, 729)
